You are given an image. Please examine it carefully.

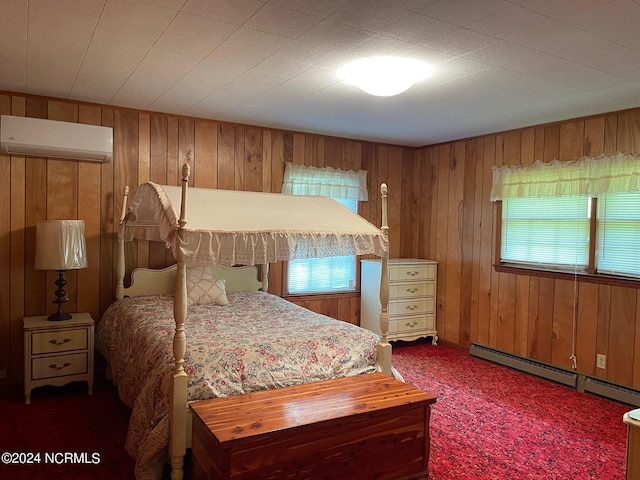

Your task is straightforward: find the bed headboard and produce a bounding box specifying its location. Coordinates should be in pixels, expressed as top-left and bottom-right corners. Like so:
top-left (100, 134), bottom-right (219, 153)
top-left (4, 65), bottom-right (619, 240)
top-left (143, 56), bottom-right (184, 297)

top-left (122, 264), bottom-right (265, 298)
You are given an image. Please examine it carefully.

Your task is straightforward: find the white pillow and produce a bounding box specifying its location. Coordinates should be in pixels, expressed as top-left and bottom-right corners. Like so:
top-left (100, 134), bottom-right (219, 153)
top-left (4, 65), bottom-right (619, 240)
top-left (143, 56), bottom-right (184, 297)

top-left (186, 267), bottom-right (228, 306)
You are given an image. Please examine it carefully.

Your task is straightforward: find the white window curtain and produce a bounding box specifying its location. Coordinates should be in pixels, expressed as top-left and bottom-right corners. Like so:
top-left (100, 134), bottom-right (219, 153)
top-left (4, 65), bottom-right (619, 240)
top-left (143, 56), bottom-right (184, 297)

top-left (282, 162), bottom-right (368, 200)
top-left (491, 152), bottom-right (640, 201)
top-left (282, 162), bottom-right (368, 294)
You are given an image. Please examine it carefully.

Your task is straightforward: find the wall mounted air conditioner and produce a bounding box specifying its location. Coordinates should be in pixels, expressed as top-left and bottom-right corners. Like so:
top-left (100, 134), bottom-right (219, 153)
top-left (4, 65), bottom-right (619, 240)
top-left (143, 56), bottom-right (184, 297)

top-left (0, 115), bottom-right (113, 162)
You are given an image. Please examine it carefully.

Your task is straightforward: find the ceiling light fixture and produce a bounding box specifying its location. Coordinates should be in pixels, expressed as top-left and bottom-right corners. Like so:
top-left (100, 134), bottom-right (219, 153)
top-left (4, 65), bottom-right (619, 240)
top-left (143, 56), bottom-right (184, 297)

top-left (339, 57), bottom-right (434, 97)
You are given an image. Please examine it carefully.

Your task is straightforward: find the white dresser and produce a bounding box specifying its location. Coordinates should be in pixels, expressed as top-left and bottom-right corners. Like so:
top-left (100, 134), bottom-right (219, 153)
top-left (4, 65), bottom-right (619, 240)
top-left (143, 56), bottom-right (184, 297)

top-left (360, 258), bottom-right (437, 343)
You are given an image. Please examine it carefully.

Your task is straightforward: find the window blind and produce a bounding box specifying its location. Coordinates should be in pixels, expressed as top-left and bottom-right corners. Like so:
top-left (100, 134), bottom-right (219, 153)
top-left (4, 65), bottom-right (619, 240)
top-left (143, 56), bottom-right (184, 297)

top-left (502, 196), bottom-right (590, 268)
top-left (597, 192), bottom-right (640, 277)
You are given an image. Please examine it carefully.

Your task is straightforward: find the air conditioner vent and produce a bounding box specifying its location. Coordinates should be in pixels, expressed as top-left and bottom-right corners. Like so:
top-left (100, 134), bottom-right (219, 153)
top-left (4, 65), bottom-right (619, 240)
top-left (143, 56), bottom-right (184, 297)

top-left (0, 115), bottom-right (112, 162)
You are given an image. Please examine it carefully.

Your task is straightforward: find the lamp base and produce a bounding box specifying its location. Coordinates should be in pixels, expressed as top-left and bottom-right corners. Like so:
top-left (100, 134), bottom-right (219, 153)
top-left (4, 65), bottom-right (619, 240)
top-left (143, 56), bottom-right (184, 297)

top-left (49, 270), bottom-right (71, 322)
top-left (48, 311), bottom-right (72, 322)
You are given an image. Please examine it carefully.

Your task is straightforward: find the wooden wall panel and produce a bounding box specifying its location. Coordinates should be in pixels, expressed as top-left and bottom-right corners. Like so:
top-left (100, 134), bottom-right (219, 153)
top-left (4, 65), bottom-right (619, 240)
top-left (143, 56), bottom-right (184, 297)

top-left (9, 155), bottom-right (24, 377)
top-left (514, 274), bottom-right (530, 357)
top-left (77, 105), bottom-right (103, 322)
top-left (496, 272), bottom-right (516, 353)
top-left (0, 95), bottom-right (11, 378)
top-left (576, 282), bottom-right (599, 376)
top-left (386, 147), bottom-right (402, 259)
top-left (608, 286), bottom-right (637, 385)
top-left (551, 279), bottom-right (575, 371)
top-left (434, 145), bottom-right (450, 343)
top-left (99, 108), bottom-right (115, 317)
top-left (488, 135), bottom-right (504, 348)
top-left (475, 136), bottom-right (495, 346)
top-left (400, 150), bottom-right (414, 256)
top-left (459, 140), bottom-right (475, 345)
top-left (444, 142), bottom-right (465, 343)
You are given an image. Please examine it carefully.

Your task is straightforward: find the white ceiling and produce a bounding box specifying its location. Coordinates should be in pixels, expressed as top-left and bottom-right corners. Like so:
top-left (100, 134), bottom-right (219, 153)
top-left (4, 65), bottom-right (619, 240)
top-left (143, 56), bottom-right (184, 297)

top-left (2, 0), bottom-right (640, 147)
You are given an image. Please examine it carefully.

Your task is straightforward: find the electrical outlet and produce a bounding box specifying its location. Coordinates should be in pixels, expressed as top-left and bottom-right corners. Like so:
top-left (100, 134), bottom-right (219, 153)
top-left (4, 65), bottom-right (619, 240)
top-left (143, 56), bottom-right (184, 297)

top-left (596, 354), bottom-right (606, 369)
top-left (0, 369), bottom-right (6, 379)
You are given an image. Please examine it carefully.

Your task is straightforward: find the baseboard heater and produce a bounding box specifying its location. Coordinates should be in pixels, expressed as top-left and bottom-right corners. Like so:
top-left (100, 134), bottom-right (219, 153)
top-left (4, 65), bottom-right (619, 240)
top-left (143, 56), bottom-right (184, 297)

top-left (470, 343), bottom-right (640, 406)
top-left (469, 344), bottom-right (578, 387)
top-left (579, 376), bottom-right (640, 407)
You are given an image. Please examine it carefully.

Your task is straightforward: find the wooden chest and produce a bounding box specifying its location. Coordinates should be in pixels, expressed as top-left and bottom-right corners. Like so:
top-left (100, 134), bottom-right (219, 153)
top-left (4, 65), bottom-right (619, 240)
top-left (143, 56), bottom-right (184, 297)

top-left (190, 372), bottom-right (436, 480)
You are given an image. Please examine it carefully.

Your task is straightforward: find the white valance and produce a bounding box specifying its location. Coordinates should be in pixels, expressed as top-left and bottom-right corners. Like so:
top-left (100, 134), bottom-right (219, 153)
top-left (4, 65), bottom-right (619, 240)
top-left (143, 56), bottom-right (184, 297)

top-left (123, 182), bottom-right (388, 266)
top-left (491, 152), bottom-right (640, 200)
top-left (281, 162), bottom-right (368, 201)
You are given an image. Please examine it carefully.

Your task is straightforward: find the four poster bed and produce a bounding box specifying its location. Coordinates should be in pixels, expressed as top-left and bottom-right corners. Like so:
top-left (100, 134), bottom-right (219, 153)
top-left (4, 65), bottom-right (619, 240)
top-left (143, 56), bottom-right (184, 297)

top-left (96, 165), bottom-right (394, 480)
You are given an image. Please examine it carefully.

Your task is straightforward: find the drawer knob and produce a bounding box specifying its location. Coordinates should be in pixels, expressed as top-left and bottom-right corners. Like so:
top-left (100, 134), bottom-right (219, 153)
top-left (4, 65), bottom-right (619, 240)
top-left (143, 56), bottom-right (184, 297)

top-left (48, 362), bottom-right (71, 370)
top-left (405, 304), bottom-right (418, 311)
top-left (406, 288), bottom-right (419, 293)
top-left (406, 271), bottom-right (419, 276)
top-left (49, 338), bottom-right (71, 346)
top-left (405, 321), bottom-right (418, 328)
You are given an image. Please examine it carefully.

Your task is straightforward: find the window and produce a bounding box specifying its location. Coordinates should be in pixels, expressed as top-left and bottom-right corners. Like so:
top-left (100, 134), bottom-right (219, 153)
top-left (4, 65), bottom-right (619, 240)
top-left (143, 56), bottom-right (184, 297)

top-left (492, 153), bottom-right (640, 279)
top-left (597, 192), bottom-right (640, 277)
top-left (281, 162), bottom-right (368, 294)
top-left (502, 196), bottom-right (589, 268)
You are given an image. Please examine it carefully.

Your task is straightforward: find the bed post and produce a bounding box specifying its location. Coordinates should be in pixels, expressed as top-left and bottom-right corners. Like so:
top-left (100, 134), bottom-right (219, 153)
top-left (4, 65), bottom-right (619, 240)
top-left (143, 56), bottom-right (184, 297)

top-left (116, 186), bottom-right (129, 301)
top-left (261, 264), bottom-right (269, 292)
top-left (169, 164), bottom-right (190, 480)
top-left (377, 183), bottom-right (392, 376)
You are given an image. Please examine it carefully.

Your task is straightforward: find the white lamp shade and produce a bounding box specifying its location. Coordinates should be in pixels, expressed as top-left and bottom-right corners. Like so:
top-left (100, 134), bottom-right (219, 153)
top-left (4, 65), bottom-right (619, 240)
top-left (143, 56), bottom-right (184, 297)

top-left (35, 220), bottom-right (88, 270)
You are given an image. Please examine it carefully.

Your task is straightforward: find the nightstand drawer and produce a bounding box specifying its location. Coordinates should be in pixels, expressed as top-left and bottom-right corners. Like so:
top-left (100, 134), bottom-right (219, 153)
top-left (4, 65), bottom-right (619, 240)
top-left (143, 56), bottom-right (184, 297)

top-left (32, 328), bottom-right (88, 354)
top-left (389, 281), bottom-right (435, 299)
top-left (31, 353), bottom-right (88, 380)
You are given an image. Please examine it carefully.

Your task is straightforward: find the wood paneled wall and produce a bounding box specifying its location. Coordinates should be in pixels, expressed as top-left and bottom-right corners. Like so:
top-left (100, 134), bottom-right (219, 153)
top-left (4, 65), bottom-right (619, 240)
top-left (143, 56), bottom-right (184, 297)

top-left (0, 92), bottom-right (416, 386)
top-left (2, 90), bottom-right (639, 392)
top-left (415, 108), bottom-right (640, 390)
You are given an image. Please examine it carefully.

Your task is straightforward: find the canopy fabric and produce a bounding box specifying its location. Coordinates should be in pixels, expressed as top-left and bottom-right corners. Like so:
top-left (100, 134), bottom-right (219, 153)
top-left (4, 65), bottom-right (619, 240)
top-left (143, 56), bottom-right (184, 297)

top-left (123, 182), bottom-right (388, 266)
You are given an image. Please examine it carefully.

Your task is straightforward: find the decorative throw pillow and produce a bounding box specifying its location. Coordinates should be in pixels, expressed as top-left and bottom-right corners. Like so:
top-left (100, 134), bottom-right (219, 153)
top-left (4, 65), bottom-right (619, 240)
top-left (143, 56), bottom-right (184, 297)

top-left (186, 267), bottom-right (228, 306)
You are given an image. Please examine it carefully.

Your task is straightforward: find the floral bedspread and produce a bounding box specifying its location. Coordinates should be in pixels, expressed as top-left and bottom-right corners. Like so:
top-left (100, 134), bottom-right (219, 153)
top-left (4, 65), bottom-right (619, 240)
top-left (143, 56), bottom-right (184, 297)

top-left (96, 291), bottom-right (380, 479)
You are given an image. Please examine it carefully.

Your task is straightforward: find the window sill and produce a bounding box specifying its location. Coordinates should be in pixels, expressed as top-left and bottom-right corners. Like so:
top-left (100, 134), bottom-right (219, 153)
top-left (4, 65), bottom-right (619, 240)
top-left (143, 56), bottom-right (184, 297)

top-left (494, 263), bottom-right (640, 288)
top-left (283, 291), bottom-right (360, 301)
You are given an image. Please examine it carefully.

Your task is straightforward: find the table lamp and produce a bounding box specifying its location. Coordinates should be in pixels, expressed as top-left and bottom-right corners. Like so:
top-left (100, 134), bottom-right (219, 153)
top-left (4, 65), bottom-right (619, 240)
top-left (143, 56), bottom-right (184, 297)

top-left (35, 220), bottom-right (88, 321)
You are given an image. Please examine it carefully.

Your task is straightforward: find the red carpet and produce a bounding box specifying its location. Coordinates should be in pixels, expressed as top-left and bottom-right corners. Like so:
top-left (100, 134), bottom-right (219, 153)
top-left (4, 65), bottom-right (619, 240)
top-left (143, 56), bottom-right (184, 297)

top-left (0, 379), bottom-right (135, 480)
top-left (392, 341), bottom-right (630, 480)
top-left (0, 343), bottom-right (631, 479)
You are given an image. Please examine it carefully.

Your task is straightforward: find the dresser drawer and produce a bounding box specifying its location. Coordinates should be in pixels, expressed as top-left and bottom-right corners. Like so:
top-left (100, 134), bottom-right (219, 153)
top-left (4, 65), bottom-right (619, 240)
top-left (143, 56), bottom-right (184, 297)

top-left (32, 328), bottom-right (88, 354)
top-left (389, 298), bottom-right (435, 316)
top-left (31, 353), bottom-right (88, 380)
top-left (390, 316), bottom-right (427, 334)
top-left (389, 281), bottom-right (435, 299)
top-left (389, 263), bottom-right (436, 282)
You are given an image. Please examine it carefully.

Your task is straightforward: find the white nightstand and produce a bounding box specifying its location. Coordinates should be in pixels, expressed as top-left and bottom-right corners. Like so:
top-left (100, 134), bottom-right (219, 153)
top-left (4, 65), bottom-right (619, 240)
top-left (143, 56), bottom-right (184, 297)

top-left (23, 312), bottom-right (94, 404)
